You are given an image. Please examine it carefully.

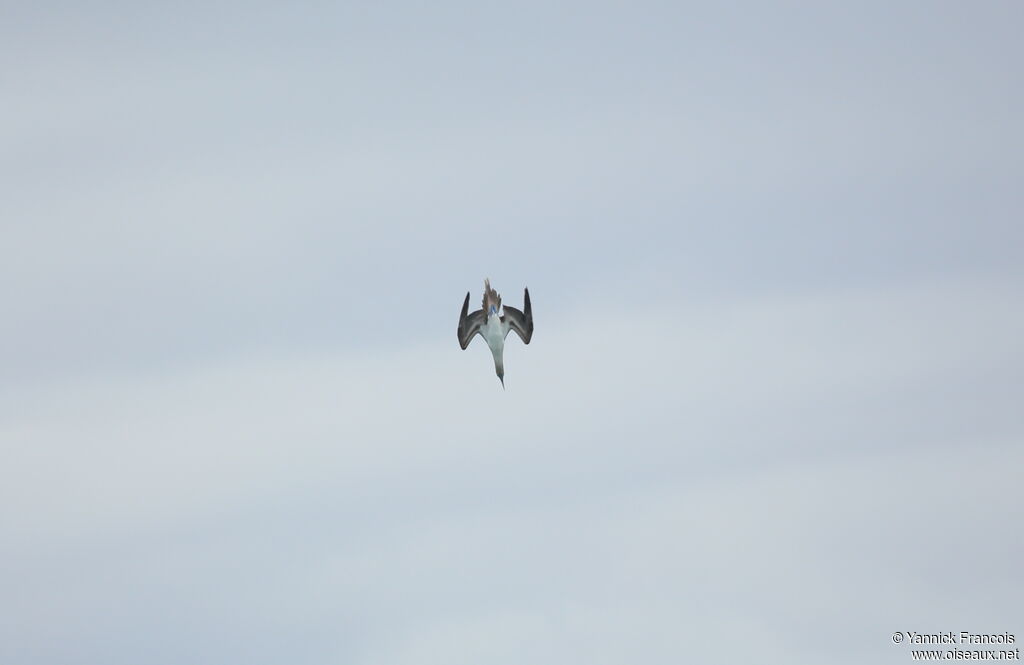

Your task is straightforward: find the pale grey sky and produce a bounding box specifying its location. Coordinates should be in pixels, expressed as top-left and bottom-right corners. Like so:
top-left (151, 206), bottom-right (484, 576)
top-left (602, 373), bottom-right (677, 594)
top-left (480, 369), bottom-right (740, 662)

top-left (2, 2), bottom-right (1022, 664)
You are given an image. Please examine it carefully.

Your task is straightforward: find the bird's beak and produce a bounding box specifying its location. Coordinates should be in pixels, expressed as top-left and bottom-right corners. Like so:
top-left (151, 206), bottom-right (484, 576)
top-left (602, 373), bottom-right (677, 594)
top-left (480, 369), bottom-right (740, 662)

top-left (499, 375), bottom-right (505, 389)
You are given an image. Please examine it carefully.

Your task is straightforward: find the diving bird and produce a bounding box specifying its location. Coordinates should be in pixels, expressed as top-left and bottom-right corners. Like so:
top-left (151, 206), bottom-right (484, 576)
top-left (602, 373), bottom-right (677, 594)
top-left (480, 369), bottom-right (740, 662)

top-left (457, 279), bottom-right (533, 387)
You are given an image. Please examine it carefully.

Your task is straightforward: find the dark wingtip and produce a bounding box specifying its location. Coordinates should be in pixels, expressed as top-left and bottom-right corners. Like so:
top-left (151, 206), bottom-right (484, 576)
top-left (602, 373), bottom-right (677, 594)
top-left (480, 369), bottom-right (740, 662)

top-left (523, 287), bottom-right (533, 343)
top-left (457, 291), bottom-right (472, 349)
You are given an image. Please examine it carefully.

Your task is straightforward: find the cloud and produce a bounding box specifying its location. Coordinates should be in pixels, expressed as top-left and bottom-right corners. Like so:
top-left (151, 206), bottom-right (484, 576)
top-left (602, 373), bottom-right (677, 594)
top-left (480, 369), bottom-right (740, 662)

top-left (3, 3), bottom-right (1022, 663)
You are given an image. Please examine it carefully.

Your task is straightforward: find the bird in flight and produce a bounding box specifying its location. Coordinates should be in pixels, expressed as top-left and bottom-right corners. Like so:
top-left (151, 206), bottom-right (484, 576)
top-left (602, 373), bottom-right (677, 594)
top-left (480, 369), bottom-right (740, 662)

top-left (457, 279), bottom-right (533, 388)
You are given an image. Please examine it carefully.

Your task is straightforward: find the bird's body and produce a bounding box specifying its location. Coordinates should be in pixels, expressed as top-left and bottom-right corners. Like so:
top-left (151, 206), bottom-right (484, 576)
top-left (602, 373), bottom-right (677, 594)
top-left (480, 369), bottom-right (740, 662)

top-left (458, 279), bottom-right (533, 387)
top-left (481, 309), bottom-right (508, 379)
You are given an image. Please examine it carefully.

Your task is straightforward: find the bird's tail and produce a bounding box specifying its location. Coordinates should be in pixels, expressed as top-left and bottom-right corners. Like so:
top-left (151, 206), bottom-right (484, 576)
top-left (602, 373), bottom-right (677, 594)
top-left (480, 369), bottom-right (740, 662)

top-left (482, 278), bottom-right (502, 314)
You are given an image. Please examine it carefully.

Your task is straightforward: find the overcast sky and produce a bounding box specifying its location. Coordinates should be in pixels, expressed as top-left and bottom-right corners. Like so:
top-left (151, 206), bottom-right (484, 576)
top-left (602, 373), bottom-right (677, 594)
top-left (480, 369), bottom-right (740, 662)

top-left (2, 2), bottom-right (1022, 663)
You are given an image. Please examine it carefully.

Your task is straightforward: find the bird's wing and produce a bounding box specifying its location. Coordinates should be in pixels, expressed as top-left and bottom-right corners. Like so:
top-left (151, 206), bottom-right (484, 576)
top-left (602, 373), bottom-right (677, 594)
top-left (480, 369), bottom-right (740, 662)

top-left (501, 287), bottom-right (533, 344)
top-left (458, 291), bottom-right (486, 349)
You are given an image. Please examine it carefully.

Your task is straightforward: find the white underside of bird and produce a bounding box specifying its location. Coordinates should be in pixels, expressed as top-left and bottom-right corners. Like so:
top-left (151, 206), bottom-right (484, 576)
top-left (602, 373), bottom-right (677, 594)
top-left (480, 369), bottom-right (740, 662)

top-left (482, 307), bottom-right (508, 378)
